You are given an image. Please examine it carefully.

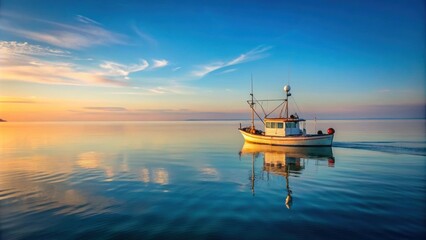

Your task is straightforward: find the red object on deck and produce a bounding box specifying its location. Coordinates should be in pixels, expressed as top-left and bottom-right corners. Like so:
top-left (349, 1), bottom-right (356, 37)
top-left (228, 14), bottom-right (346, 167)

top-left (327, 128), bottom-right (335, 135)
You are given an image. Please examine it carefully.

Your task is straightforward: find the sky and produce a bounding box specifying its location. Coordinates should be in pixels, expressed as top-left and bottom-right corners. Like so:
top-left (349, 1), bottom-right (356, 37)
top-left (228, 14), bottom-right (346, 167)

top-left (0, 0), bottom-right (425, 121)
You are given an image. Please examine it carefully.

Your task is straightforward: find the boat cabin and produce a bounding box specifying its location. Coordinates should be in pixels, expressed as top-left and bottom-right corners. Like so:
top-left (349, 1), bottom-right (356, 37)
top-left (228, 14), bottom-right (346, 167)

top-left (264, 115), bottom-right (306, 137)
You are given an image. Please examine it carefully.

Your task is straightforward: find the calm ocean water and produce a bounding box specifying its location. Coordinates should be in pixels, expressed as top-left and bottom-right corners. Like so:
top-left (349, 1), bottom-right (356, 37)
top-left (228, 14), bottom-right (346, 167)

top-left (1, 120), bottom-right (425, 239)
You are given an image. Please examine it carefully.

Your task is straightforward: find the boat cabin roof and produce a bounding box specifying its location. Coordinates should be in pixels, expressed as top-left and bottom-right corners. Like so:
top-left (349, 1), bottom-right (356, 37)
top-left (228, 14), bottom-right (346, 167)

top-left (265, 117), bottom-right (305, 123)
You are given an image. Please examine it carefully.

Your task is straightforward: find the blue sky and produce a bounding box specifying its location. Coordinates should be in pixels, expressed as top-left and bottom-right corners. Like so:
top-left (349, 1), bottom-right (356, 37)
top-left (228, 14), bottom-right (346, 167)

top-left (0, 0), bottom-right (424, 120)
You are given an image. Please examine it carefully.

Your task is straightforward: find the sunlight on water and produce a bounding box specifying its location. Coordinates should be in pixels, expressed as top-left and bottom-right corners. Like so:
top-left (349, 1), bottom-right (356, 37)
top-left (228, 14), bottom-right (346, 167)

top-left (0, 120), bottom-right (425, 239)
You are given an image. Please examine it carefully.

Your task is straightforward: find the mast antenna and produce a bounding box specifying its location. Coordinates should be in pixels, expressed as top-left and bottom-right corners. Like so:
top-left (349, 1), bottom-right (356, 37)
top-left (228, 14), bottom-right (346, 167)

top-left (284, 85), bottom-right (291, 119)
top-left (251, 74), bottom-right (253, 97)
top-left (250, 74), bottom-right (255, 133)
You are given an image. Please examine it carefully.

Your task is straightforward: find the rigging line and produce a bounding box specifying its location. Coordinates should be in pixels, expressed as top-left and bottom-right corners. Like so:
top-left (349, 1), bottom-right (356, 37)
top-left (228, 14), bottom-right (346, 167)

top-left (254, 96), bottom-right (267, 116)
top-left (254, 108), bottom-right (265, 124)
top-left (279, 100), bottom-right (286, 118)
top-left (291, 97), bottom-right (302, 116)
top-left (252, 99), bottom-right (286, 102)
top-left (265, 101), bottom-right (285, 118)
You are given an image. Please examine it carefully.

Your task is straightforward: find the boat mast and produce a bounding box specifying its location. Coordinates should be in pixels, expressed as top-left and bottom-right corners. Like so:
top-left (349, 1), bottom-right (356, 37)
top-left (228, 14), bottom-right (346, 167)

top-left (284, 85), bottom-right (291, 119)
top-left (250, 75), bottom-right (255, 132)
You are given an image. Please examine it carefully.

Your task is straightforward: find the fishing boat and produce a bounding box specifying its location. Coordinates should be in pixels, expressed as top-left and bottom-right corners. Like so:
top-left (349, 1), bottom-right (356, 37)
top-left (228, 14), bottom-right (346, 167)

top-left (238, 84), bottom-right (335, 146)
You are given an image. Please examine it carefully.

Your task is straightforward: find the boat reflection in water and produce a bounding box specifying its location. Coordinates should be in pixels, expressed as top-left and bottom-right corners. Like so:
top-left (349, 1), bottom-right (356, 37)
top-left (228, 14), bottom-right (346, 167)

top-left (239, 142), bottom-right (335, 209)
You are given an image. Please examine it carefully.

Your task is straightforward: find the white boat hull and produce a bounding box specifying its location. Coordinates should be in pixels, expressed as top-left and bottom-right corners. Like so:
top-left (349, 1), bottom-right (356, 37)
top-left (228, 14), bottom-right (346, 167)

top-left (239, 129), bottom-right (334, 146)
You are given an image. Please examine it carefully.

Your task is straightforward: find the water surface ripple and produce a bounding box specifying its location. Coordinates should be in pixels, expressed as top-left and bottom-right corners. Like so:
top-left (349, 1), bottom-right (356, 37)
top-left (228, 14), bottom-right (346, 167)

top-left (0, 120), bottom-right (425, 239)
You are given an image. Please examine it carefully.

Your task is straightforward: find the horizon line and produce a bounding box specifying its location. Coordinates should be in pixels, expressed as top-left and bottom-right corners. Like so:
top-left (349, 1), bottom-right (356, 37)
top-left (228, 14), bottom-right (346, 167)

top-left (1, 117), bottom-right (425, 123)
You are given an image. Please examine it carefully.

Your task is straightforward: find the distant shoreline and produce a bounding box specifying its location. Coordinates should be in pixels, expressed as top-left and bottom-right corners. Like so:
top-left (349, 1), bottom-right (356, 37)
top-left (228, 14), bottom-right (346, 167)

top-left (1, 118), bottom-right (425, 123)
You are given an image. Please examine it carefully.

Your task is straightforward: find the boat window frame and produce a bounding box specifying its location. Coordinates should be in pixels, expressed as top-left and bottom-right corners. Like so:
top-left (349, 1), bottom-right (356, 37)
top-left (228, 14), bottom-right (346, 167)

top-left (277, 122), bottom-right (284, 128)
top-left (266, 122), bottom-right (271, 128)
top-left (271, 122), bottom-right (276, 128)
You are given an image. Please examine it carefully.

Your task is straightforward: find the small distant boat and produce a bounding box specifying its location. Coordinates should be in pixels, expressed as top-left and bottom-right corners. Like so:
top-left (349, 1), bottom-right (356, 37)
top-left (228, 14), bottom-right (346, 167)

top-left (238, 84), bottom-right (335, 146)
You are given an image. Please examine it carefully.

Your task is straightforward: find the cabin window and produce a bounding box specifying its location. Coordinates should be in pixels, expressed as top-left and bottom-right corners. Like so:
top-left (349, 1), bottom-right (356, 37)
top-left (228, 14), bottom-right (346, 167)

top-left (266, 122), bottom-right (271, 128)
top-left (277, 123), bottom-right (283, 128)
top-left (271, 122), bottom-right (276, 128)
top-left (286, 122), bottom-right (296, 128)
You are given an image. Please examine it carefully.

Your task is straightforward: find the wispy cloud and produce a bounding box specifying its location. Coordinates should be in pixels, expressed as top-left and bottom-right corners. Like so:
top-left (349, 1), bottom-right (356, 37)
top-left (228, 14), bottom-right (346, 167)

top-left (0, 41), bottom-right (70, 57)
top-left (0, 43), bottom-right (126, 87)
top-left (131, 24), bottom-right (157, 46)
top-left (148, 87), bottom-right (167, 94)
top-left (0, 97), bottom-right (38, 104)
top-left (146, 86), bottom-right (190, 95)
top-left (0, 100), bottom-right (35, 104)
top-left (100, 60), bottom-right (149, 79)
top-left (227, 45), bottom-right (272, 65)
top-left (111, 85), bottom-right (194, 96)
top-left (192, 63), bottom-right (224, 78)
top-left (220, 68), bottom-right (237, 74)
top-left (100, 59), bottom-right (169, 79)
top-left (75, 15), bottom-right (101, 25)
top-left (152, 59), bottom-right (168, 69)
top-left (0, 41), bottom-right (170, 87)
top-left (0, 14), bottom-right (125, 49)
top-left (192, 45), bottom-right (272, 77)
top-left (84, 107), bottom-right (128, 112)
top-left (0, 60), bottom-right (126, 87)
